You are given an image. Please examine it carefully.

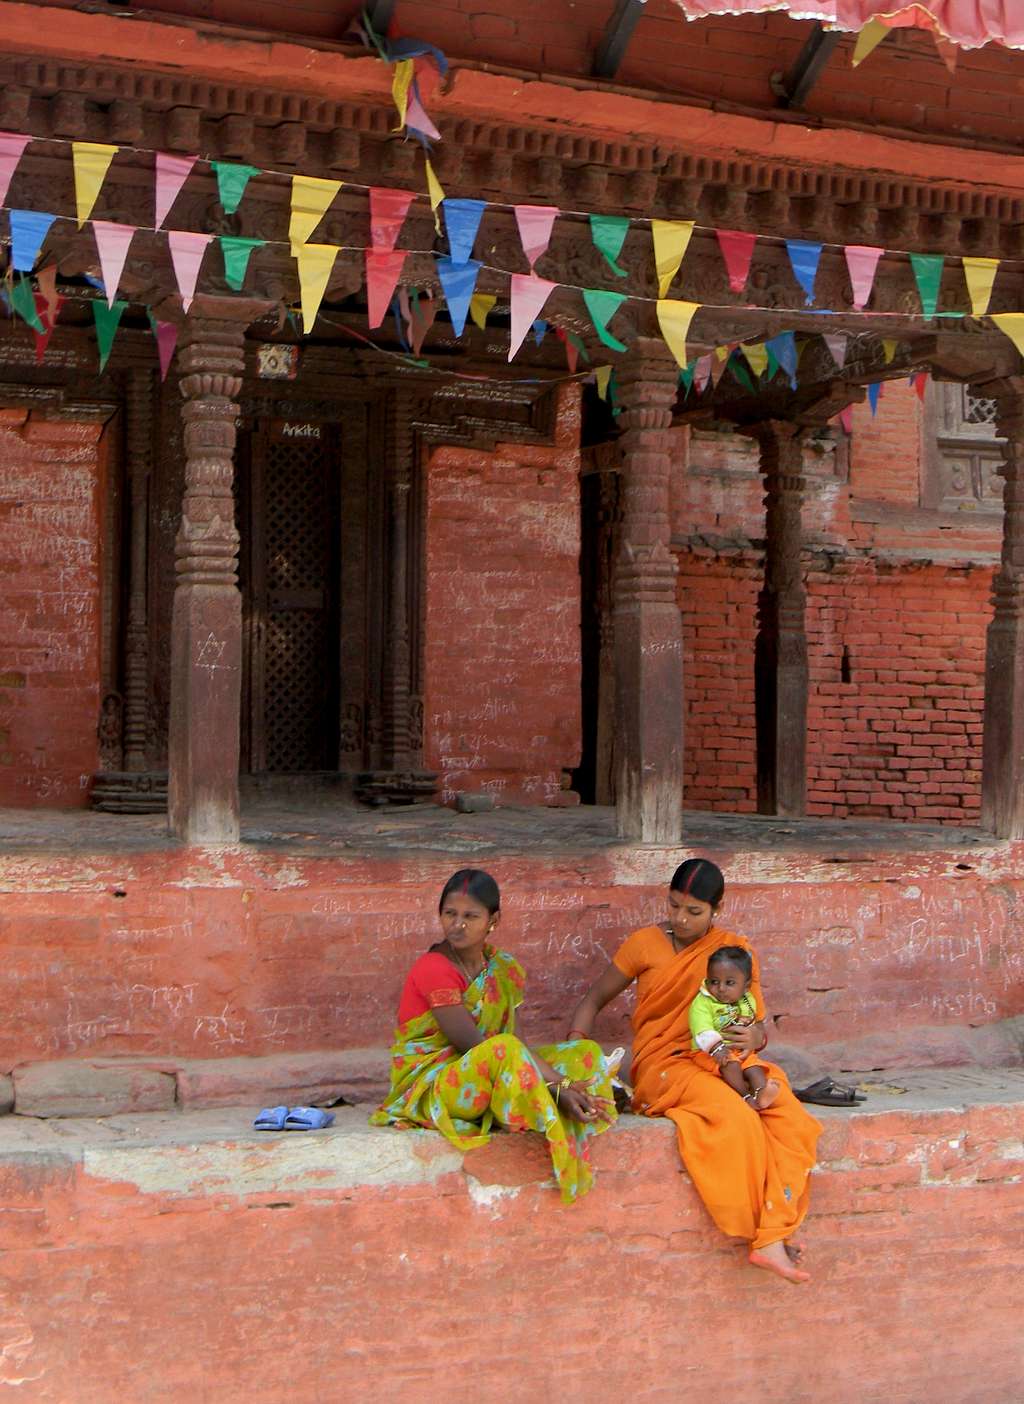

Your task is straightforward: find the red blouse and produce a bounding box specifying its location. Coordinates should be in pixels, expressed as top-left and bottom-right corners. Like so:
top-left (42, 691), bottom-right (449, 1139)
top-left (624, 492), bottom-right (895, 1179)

top-left (396, 950), bottom-right (468, 1024)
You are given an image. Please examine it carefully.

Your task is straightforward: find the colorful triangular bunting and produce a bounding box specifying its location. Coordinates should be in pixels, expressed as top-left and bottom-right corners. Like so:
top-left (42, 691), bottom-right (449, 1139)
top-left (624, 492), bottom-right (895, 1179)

top-left (436, 256), bottom-right (481, 337)
top-left (910, 253), bottom-right (944, 319)
top-left (72, 141), bottom-right (117, 227)
top-left (652, 220), bottom-right (694, 299)
top-left (212, 161), bottom-right (260, 216)
top-left (787, 240), bottom-right (823, 306)
top-left (154, 153), bottom-right (197, 230)
top-left (581, 288), bottom-right (628, 353)
top-left (844, 244), bottom-right (883, 312)
top-left (370, 187), bottom-right (415, 252)
top-left (590, 213), bottom-right (629, 278)
top-left (508, 273), bottom-right (556, 361)
top-left (716, 229), bottom-right (756, 295)
top-left (289, 175), bottom-right (342, 251)
top-left (168, 230), bottom-right (212, 312)
top-left (514, 205), bottom-right (558, 272)
top-left (443, 199), bottom-right (486, 263)
top-left (0, 132), bottom-right (30, 207)
top-left (295, 243), bottom-right (338, 333)
top-left (92, 298), bottom-right (127, 371)
top-left (220, 236), bottom-right (264, 292)
top-left (366, 249), bottom-right (408, 329)
top-left (92, 221), bottom-right (135, 307)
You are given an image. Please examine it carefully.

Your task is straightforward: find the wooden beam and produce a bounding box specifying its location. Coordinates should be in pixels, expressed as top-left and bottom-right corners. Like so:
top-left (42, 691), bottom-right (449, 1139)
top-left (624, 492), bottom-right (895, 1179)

top-left (774, 23), bottom-right (841, 109)
top-left (593, 0), bottom-right (646, 80)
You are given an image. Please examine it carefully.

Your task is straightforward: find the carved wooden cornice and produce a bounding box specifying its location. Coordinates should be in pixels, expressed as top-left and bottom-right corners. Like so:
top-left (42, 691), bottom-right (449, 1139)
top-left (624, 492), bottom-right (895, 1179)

top-left (4, 49), bottom-right (1024, 270)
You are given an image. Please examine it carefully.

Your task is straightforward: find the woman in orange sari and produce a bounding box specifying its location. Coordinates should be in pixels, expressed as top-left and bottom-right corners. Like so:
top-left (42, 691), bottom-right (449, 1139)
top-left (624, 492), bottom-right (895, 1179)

top-left (567, 858), bottom-right (821, 1282)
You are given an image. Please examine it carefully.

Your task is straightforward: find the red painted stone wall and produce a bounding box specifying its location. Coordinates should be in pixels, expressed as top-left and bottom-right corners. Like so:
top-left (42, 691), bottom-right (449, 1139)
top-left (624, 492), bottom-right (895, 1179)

top-left (1, 843), bottom-right (1021, 1068)
top-left (424, 384), bottom-right (582, 805)
top-left (0, 410), bottom-right (108, 808)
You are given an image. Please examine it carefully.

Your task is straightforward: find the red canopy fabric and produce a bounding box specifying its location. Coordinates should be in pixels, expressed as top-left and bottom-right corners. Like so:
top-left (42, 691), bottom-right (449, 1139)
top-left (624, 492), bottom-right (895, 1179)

top-left (671, 2), bottom-right (1024, 49)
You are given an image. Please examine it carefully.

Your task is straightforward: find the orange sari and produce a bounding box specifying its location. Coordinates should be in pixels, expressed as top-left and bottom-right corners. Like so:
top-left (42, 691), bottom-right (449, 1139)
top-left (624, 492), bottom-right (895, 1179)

top-left (614, 924), bottom-right (821, 1250)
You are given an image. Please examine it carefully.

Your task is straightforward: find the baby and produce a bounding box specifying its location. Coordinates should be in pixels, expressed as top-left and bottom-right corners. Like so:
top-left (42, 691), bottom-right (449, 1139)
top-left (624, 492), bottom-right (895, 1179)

top-left (688, 946), bottom-right (779, 1111)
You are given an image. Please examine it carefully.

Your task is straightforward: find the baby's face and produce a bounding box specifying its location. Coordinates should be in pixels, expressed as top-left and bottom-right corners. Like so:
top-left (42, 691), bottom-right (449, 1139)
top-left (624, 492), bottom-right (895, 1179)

top-left (705, 961), bottom-right (748, 1004)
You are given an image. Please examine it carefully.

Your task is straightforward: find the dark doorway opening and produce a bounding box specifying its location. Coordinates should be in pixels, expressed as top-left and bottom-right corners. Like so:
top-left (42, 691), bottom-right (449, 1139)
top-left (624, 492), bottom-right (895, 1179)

top-left (239, 420), bottom-right (341, 773)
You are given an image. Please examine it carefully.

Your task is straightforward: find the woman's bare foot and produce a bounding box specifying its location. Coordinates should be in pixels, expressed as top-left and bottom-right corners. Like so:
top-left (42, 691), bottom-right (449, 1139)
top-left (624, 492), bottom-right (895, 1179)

top-left (785, 1241), bottom-right (805, 1265)
top-left (749, 1241), bottom-right (811, 1283)
top-left (744, 1079), bottom-right (781, 1112)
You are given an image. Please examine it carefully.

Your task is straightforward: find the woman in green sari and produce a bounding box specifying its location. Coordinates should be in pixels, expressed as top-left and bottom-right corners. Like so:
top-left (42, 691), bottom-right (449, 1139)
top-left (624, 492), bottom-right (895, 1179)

top-left (371, 868), bottom-right (615, 1203)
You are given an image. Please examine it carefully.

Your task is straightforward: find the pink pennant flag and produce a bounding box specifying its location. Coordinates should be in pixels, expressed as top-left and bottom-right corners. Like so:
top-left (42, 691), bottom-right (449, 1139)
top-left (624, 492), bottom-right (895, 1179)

top-left (153, 319), bottom-right (178, 381)
top-left (168, 231), bottom-right (212, 312)
top-left (508, 273), bottom-right (557, 362)
top-left (716, 229), bottom-right (757, 294)
top-left (844, 244), bottom-right (883, 312)
top-left (370, 187), bottom-right (415, 252)
top-left (838, 405), bottom-right (854, 434)
top-left (154, 153), bottom-right (197, 231)
top-left (823, 332), bottom-right (848, 369)
top-left (405, 90), bottom-right (441, 142)
top-left (366, 249), bottom-right (408, 329)
top-left (92, 221), bottom-right (135, 307)
top-left (514, 205), bottom-right (558, 272)
top-left (0, 132), bottom-right (30, 206)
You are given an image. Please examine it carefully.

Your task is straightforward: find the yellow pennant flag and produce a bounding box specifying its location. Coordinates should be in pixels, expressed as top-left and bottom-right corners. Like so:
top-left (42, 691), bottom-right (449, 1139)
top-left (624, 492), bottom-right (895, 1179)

top-left (714, 344), bottom-right (731, 362)
top-left (72, 141), bottom-right (118, 227)
top-left (425, 158), bottom-right (445, 234)
top-left (991, 313), bottom-right (1024, 360)
top-left (742, 342), bottom-right (768, 378)
top-left (289, 176), bottom-right (343, 253)
top-left (852, 18), bottom-right (890, 67)
top-left (594, 365), bottom-right (613, 401)
top-left (295, 242), bottom-right (338, 333)
top-left (882, 338), bottom-right (898, 365)
top-left (652, 220), bottom-right (694, 299)
top-left (469, 293), bottom-right (497, 332)
top-left (392, 59), bottom-right (415, 130)
top-left (656, 299), bottom-right (700, 369)
top-left (963, 257), bottom-right (1000, 318)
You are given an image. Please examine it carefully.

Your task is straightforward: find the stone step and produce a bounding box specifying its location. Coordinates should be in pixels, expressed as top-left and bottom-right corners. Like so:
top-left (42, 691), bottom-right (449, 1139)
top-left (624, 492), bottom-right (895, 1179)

top-left (0, 1068), bottom-right (1020, 1401)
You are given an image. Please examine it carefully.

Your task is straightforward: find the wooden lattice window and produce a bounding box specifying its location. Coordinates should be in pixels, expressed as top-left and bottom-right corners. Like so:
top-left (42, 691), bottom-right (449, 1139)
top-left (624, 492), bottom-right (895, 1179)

top-left (923, 383), bottom-right (1004, 511)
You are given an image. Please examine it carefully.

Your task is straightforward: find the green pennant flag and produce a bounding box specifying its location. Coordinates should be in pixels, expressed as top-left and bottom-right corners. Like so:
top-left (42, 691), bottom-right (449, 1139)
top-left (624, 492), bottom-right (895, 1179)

top-left (765, 345), bottom-right (780, 379)
top-left (589, 214), bottom-right (629, 278)
top-left (566, 329), bottom-right (590, 366)
top-left (679, 363), bottom-right (695, 395)
top-left (910, 253), bottom-right (944, 319)
top-left (582, 288), bottom-right (628, 353)
top-left (729, 354), bottom-right (755, 393)
top-left (212, 162), bottom-right (261, 216)
top-left (10, 275), bottom-right (44, 333)
top-left (220, 236), bottom-right (264, 291)
top-left (92, 298), bottom-right (127, 371)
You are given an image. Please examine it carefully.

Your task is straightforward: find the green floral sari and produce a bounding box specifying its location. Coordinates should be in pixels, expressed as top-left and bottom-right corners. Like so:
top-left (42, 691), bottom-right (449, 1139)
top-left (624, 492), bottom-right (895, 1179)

top-left (370, 948), bottom-right (615, 1203)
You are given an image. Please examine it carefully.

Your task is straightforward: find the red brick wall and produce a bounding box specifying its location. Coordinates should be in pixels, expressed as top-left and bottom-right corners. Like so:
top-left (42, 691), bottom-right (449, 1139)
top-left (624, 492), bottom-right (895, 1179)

top-left (678, 549), bottom-right (759, 813)
top-left (675, 545), bottom-right (991, 822)
top-left (846, 380), bottom-right (923, 505)
top-left (0, 410), bottom-right (107, 807)
top-left (806, 560), bottom-right (990, 820)
top-left (424, 384), bottom-right (582, 804)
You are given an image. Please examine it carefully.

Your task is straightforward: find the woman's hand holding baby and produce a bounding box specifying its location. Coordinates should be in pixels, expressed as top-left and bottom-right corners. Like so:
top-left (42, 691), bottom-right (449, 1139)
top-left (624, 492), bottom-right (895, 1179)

top-left (721, 1020), bottom-right (766, 1054)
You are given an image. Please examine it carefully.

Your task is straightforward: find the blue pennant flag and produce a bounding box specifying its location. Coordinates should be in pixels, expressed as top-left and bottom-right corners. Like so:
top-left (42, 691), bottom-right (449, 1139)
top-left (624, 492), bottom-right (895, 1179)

top-left (443, 199), bottom-right (486, 264)
top-left (765, 331), bottom-right (798, 389)
top-left (532, 319), bottom-right (547, 347)
top-left (786, 240), bottom-right (823, 306)
top-left (9, 209), bottom-right (56, 273)
top-left (436, 256), bottom-right (481, 337)
top-left (868, 381), bottom-right (882, 416)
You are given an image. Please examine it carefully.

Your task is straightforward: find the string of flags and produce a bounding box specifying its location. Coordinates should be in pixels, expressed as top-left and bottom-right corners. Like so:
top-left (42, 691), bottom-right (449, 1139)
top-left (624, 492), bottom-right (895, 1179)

top-left (3, 127), bottom-right (1024, 409)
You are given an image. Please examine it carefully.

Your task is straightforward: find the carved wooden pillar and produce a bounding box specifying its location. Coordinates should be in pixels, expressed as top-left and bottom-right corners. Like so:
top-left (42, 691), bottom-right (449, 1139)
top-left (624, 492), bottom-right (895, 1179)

top-left (981, 377), bottom-right (1024, 838)
top-left (753, 421), bottom-right (808, 816)
top-left (612, 346), bottom-right (684, 843)
top-left (382, 390), bottom-right (414, 771)
top-left (167, 299), bottom-right (268, 843)
top-left (355, 388), bottom-right (436, 804)
top-left (123, 368), bottom-right (153, 772)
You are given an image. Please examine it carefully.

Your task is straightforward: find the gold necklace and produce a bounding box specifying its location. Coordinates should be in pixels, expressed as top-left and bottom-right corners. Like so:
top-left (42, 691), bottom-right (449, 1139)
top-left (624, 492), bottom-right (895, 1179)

top-left (447, 942), bottom-right (484, 984)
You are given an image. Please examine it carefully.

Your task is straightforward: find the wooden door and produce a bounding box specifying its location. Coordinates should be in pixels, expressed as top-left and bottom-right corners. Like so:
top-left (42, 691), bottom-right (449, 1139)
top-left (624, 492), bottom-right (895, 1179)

top-left (240, 420), bottom-right (341, 772)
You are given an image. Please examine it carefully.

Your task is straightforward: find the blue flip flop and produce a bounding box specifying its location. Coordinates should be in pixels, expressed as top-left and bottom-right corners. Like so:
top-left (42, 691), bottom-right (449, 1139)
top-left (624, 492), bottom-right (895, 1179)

top-left (283, 1106), bottom-right (335, 1131)
top-left (253, 1105), bottom-right (289, 1131)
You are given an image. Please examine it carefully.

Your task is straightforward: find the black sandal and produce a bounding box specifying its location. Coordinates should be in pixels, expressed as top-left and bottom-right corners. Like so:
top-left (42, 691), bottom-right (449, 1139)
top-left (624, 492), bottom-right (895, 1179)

top-left (794, 1076), bottom-right (866, 1106)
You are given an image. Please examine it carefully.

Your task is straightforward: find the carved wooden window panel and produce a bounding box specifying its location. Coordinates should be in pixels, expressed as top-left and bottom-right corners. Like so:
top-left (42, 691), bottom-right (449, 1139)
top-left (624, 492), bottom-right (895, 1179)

top-left (924, 383), bottom-right (1004, 511)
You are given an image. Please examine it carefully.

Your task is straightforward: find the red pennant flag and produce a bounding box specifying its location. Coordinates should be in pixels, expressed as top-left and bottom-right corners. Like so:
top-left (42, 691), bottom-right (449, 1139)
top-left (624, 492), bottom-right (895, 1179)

top-left (369, 187), bottom-right (415, 252)
top-left (32, 289), bottom-right (62, 364)
top-left (555, 326), bottom-right (578, 374)
top-left (366, 249), bottom-right (408, 329)
top-left (838, 405), bottom-right (854, 434)
top-left (409, 294), bottom-right (437, 356)
top-left (716, 229), bottom-right (757, 295)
